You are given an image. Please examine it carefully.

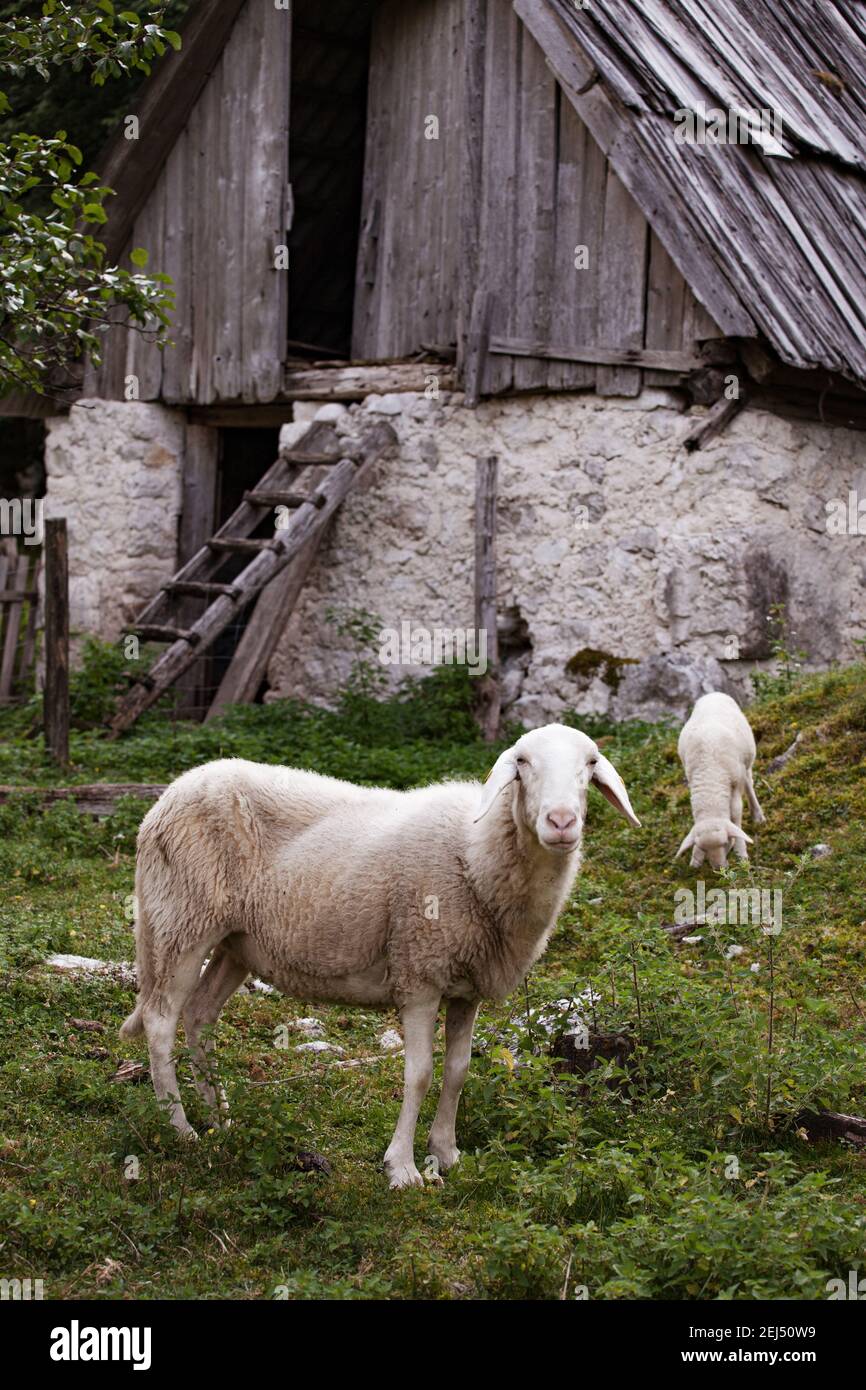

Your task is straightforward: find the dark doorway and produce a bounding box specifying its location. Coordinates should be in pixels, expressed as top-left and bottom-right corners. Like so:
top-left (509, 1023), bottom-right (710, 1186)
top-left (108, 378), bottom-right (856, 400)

top-left (287, 0), bottom-right (375, 360)
top-left (193, 428), bottom-right (281, 711)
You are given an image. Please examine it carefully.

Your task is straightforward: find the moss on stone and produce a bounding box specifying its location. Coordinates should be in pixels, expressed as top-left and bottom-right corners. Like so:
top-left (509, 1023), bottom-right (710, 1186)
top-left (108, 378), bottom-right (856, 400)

top-left (566, 647), bottom-right (638, 692)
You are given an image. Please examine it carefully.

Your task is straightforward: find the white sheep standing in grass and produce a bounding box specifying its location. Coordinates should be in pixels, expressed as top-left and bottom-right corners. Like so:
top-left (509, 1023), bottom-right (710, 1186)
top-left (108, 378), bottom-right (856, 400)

top-left (676, 692), bottom-right (765, 870)
top-left (120, 725), bottom-right (640, 1188)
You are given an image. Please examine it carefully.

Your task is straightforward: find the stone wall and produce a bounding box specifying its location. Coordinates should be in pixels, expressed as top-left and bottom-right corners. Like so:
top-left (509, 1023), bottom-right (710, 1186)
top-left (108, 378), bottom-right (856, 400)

top-left (41, 389), bottom-right (866, 724)
top-left (44, 400), bottom-right (184, 645)
top-left (267, 388), bottom-right (866, 723)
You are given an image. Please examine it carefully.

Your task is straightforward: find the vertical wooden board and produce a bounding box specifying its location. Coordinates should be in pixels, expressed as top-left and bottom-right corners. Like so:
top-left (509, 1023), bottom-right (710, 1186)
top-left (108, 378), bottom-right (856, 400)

top-left (457, 0), bottom-right (487, 375)
top-left (438, 0), bottom-right (464, 346)
top-left (366, 1), bottom-right (405, 358)
top-left (513, 26), bottom-right (557, 392)
top-left (682, 283), bottom-right (722, 346)
top-left (189, 57), bottom-right (220, 403)
top-left (161, 132), bottom-right (193, 402)
top-left (547, 92), bottom-right (595, 391)
top-left (211, 13), bottom-right (246, 402)
top-left (644, 230), bottom-right (688, 385)
top-left (128, 168), bottom-right (166, 400)
top-left (351, 11), bottom-right (388, 357)
top-left (596, 164), bottom-right (648, 397)
top-left (241, 0), bottom-right (289, 401)
top-left (478, 0), bottom-right (520, 396)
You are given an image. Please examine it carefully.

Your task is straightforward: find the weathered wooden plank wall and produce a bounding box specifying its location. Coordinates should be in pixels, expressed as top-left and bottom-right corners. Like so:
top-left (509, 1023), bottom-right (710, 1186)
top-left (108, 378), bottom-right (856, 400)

top-left (354, 0), bottom-right (720, 395)
top-left (352, 0), bottom-right (464, 359)
top-left (85, 0), bottom-right (290, 405)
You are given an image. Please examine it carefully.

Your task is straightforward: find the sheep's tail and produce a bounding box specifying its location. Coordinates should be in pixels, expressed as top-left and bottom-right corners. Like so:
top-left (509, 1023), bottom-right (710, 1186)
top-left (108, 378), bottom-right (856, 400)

top-left (119, 1001), bottom-right (145, 1038)
top-left (119, 890), bottom-right (156, 1039)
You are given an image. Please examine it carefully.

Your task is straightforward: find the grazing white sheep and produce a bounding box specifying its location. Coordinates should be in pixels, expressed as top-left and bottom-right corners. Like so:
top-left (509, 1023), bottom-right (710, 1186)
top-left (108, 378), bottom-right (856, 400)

top-left (120, 725), bottom-right (640, 1187)
top-left (676, 692), bottom-right (765, 869)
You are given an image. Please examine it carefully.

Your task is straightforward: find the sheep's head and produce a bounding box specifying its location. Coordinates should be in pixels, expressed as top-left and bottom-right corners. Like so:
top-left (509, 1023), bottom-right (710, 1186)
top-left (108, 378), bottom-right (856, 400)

top-left (474, 724), bottom-right (641, 853)
top-left (676, 818), bottom-right (753, 869)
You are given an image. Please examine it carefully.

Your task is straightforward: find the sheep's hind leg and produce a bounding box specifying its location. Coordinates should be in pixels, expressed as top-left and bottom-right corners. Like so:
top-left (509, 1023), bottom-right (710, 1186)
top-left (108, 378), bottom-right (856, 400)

top-left (384, 991), bottom-right (440, 1190)
top-left (142, 943), bottom-right (211, 1139)
top-left (427, 997), bottom-right (479, 1176)
top-left (746, 767), bottom-right (766, 825)
top-left (183, 944), bottom-right (248, 1128)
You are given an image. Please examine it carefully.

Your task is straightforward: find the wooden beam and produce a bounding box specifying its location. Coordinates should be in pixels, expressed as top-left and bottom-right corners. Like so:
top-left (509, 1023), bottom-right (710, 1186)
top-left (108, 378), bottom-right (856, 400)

top-left (489, 337), bottom-right (705, 373)
top-left (474, 455), bottom-right (500, 743)
top-left (464, 292), bottom-right (496, 408)
top-left (281, 363), bottom-right (457, 400)
top-left (96, 0), bottom-right (248, 262)
top-left (43, 518), bottom-right (69, 767)
top-left (683, 389), bottom-right (749, 451)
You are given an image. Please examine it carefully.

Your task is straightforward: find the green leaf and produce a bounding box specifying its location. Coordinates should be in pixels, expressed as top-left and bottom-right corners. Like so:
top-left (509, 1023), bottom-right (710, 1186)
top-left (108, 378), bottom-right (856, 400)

top-left (82, 203), bottom-right (108, 224)
top-left (129, 246), bottom-right (148, 267)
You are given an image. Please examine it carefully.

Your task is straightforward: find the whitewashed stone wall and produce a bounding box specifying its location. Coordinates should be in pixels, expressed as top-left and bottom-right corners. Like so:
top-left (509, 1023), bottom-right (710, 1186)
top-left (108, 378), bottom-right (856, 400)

top-left (44, 400), bottom-right (183, 645)
top-left (268, 389), bottom-right (866, 723)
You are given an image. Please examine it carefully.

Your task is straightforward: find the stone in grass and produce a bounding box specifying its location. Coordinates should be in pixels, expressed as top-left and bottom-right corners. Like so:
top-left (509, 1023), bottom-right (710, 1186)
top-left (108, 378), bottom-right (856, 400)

top-left (295, 1150), bottom-right (333, 1175)
top-left (379, 1028), bottom-right (403, 1052)
top-left (294, 1040), bottom-right (345, 1055)
top-left (809, 843), bottom-right (832, 859)
top-left (286, 1016), bottom-right (326, 1037)
top-left (551, 1029), bottom-right (635, 1092)
top-left (48, 954), bottom-right (137, 985)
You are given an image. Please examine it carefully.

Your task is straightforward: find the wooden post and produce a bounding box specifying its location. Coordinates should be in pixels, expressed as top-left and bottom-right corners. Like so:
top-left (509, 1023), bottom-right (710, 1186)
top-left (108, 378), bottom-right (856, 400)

top-left (474, 455), bottom-right (500, 743)
top-left (174, 424), bottom-right (219, 715)
top-left (44, 517), bottom-right (69, 766)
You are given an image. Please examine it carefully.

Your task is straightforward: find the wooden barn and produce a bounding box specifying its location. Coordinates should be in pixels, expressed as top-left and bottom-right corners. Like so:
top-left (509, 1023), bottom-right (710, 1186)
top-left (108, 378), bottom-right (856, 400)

top-left (23, 0), bottom-right (866, 726)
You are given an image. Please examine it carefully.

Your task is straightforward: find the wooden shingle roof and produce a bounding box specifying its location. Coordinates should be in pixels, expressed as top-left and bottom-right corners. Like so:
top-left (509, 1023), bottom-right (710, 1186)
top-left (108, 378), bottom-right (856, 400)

top-left (524, 0), bottom-right (866, 383)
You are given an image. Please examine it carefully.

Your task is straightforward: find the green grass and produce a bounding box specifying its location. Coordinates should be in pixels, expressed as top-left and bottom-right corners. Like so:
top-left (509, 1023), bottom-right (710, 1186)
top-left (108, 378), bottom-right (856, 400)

top-left (1, 654), bottom-right (866, 1299)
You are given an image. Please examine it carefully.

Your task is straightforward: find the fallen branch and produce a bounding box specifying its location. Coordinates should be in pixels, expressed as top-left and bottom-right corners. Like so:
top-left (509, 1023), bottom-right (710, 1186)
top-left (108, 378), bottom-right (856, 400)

top-left (765, 733), bottom-right (802, 775)
top-left (0, 783), bottom-right (165, 815)
top-left (792, 1109), bottom-right (866, 1147)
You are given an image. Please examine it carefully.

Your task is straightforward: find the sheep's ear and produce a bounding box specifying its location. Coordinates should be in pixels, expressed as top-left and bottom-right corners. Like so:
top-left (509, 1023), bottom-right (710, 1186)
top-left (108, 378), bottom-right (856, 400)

top-left (474, 750), bottom-right (518, 822)
top-left (676, 826), bottom-right (696, 858)
top-left (591, 754), bottom-right (641, 828)
top-left (727, 823), bottom-right (753, 844)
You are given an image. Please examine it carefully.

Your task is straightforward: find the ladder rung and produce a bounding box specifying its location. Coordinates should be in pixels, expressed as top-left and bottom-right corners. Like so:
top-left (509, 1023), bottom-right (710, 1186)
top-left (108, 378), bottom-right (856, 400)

top-left (281, 450), bottom-right (347, 465)
top-left (164, 581), bottom-right (242, 599)
top-left (243, 490), bottom-right (326, 509)
top-left (206, 538), bottom-right (277, 554)
top-left (133, 624), bottom-right (201, 646)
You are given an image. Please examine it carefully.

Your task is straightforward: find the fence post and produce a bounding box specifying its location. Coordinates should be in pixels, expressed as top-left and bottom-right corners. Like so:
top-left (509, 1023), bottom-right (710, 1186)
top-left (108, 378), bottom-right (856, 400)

top-left (474, 454), bottom-right (500, 743)
top-left (44, 517), bottom-right (69, 766)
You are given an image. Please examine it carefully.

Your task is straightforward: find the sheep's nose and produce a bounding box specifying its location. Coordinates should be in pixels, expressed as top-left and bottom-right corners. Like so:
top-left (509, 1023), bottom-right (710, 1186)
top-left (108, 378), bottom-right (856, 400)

top-left (546, 808), bottom-right (577, 832)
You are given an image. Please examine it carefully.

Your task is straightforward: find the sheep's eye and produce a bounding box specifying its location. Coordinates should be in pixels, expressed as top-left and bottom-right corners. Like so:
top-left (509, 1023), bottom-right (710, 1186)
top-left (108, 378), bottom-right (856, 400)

top-left (588, 757), bottom-right (598, 768)
top-left (516, 755), bottom-right (528, 766)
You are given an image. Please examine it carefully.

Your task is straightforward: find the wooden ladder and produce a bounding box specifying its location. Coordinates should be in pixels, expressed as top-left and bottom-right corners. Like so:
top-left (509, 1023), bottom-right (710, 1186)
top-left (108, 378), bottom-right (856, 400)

top-left (109, 417), bottom-right (396, 736)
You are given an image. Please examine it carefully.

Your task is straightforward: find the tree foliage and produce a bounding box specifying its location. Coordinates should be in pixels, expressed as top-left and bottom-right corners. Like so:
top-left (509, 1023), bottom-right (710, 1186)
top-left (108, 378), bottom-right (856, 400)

top-left (0, 2), bottom-right (186, 398)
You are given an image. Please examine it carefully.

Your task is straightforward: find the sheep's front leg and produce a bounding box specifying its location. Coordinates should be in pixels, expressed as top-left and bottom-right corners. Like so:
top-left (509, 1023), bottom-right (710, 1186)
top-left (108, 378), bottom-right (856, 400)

top-left (384, 992), bottom-right (440, 1190)
top-left (427, 996), bottom-right (479, 1175)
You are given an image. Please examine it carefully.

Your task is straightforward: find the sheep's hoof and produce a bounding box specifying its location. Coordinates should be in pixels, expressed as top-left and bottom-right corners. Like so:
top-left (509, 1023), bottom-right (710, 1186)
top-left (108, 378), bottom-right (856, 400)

top-left (385, 1160), bottom-right (424, 1190)
top-left (177, 1125), bottom-right (199, 1142)
top-left (427, 1144), bottom-right (460, 1173)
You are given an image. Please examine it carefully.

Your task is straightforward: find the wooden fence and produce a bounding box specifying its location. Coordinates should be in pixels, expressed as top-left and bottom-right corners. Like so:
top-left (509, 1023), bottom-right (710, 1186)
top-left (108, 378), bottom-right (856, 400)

top-left (0, 537), bottom-right (39, 705)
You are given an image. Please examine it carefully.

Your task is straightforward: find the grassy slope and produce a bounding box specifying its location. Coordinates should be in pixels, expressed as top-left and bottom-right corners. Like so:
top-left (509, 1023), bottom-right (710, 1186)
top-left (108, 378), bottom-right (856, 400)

top-left (1, 663), bottom-right (865, 1300)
